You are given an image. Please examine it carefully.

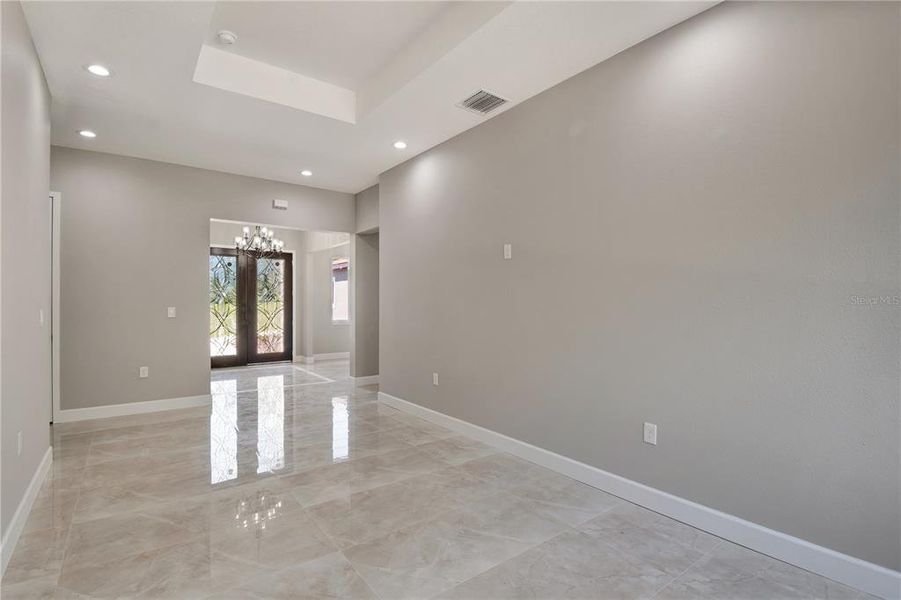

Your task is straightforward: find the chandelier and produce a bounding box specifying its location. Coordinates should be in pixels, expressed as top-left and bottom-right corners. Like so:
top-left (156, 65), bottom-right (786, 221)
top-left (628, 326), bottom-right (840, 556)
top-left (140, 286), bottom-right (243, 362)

top-left (234, 225), bottom-right (284, 258)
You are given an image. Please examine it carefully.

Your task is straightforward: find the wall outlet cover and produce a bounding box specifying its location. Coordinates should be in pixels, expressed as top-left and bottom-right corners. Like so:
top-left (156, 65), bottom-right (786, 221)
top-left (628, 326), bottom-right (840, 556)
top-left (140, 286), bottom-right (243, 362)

top-left (139, 366), bottom-right (149, 378)
top-left (167, 307), bottom-right (177, 318)
top-left (433, 372), bottom-right (439, 386)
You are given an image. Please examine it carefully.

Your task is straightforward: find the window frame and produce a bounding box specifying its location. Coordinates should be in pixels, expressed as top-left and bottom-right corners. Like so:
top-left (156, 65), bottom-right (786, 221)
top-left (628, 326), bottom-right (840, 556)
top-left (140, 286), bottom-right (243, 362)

top-left (330, 256), bottom-right (350, 324)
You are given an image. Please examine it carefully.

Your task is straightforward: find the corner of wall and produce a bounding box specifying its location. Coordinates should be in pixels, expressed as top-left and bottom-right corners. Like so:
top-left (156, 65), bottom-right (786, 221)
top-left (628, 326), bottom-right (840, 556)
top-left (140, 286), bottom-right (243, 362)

top-left (0, 0), bottom-right (54, 560)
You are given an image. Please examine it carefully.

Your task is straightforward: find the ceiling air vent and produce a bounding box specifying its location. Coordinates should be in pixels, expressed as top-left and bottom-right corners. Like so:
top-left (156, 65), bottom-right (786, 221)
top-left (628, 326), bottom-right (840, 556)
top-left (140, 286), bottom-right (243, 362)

top-left (458, 89), bottom-right (508, 115)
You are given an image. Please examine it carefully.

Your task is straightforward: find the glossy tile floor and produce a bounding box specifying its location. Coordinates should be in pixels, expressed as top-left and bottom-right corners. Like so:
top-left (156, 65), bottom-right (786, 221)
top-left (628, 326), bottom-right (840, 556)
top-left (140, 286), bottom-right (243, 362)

top-left (3, 360), bottom-right (872, 599)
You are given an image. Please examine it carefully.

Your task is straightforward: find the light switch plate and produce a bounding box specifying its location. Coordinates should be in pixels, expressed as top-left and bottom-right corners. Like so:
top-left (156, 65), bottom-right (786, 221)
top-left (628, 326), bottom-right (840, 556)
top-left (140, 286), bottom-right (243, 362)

top-left (139, 366), bottom-right (149, 378)
top-left (503, 243), bottom-right (512, 260)
top-left (643, 422), bottom-right (658, 445)
top-left (432, 372), bottom-right (439, 386)
top-left (167, 307), bottom-right (176, 318)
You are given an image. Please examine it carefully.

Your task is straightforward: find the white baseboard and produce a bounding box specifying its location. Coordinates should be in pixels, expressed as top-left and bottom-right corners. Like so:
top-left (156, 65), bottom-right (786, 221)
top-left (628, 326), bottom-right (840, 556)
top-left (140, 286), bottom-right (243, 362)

top-left (350, 374), bottom-right (379, 386)
top-left (378, 391), bottom-right (901, 600)
top-left (314, 352), bottom-right (349, 361)
top-left (292, 353), bottom-right (349, 364)
top-left (1, 447), bottom-right (52, 577)
top-left (53, 394), bottom-right (211, 423)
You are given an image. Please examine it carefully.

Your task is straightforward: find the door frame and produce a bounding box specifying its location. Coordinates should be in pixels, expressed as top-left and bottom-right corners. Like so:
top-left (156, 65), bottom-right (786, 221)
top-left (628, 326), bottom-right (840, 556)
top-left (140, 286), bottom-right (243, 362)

top-left (246, 252), bottom-right (293, 364)
top-left (209, 247), bottom-right (294, 368)
top-left (210, 247), bottom-right (247, 369)
top-left (51, 191), bottom-right (62, 422)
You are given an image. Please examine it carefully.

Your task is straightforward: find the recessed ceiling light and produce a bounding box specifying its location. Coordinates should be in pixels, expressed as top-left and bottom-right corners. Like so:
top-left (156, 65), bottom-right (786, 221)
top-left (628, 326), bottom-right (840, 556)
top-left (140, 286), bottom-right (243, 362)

top-left (393, 141), bottom-right (407, 149)
top-left (301, 170), bottom-right (312, 177)
top-left (78, 130), bottom-right (97, 138)
top-left (85, 64), bottom-right (110, 77)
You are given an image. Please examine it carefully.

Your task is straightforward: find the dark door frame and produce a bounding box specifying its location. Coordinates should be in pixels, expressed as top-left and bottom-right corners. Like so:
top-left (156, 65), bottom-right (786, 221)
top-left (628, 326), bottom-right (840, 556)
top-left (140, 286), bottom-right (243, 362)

top-left (210, 248), bottom-right (293, 369)
top-left (246, 252), bottom-right (293, 364)
top-left (210, 248), bottom-right (247, 369)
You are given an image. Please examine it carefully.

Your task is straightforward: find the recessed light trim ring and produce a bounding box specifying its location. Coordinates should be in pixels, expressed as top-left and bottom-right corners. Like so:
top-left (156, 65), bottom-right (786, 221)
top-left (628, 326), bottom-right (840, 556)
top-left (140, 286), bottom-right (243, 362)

top-left (85, 64), bottom-right (111, 77)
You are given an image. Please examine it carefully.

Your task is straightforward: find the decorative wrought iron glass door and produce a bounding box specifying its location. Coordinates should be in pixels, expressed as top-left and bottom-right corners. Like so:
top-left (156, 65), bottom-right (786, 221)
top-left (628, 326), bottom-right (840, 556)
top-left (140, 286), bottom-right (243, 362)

top-left (210, 248), bottom-right (292, 368)
top-left (210, 249), bottom-right (244, 368)
top-left (247, 253), bottom-right (293, 363)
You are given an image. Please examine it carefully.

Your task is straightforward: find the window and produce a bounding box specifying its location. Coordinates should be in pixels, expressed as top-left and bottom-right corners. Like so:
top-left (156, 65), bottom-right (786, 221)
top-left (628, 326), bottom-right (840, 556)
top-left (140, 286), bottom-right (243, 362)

top-left (331, 257), bottom-right (349, 322)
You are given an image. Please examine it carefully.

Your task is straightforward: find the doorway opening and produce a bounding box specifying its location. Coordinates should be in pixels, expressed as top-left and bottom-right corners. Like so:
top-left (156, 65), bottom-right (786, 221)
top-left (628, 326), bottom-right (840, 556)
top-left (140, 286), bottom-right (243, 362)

top-left (209, 221), bottom-right (352, 372)
top-left (209, 248), bottom-right (294, 368)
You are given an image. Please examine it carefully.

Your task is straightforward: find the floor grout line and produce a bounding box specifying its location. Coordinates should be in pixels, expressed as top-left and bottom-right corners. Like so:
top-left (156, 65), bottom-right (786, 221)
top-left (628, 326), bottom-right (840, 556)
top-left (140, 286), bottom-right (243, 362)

top-left (49, 484), bottom-right (80, 590)
top-left (646, 537), bottom-right (726, 599)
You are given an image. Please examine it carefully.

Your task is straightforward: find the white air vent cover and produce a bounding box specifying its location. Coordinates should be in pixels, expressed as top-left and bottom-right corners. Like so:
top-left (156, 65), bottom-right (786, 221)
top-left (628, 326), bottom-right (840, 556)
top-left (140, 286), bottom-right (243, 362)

top-left (458, 89), bottom-right (508, 115)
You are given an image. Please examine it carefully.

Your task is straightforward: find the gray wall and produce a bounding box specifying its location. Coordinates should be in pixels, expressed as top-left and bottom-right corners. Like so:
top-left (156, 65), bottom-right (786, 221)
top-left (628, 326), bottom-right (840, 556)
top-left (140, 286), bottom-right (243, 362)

top-left (379, 1), bottom-right (900, 571)
top-left (355, 184), bottom-right (379, 234)
top-left (352, 184), bottom-right (380, 377)
top-left (51, 147), bottom-right (353, 410)
top-left (1, 0), bottom-right (52, 536)
top-left (209, 221), bottom-right (308, 362)
top-left (310, 243), bottom-right (351, 355)
top-left (351, 232), bottom-right (379, 377)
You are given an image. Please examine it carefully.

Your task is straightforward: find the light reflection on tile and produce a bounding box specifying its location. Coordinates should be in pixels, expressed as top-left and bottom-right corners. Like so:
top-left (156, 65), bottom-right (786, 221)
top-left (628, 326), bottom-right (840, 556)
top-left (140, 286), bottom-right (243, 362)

top-left (2, 359), bottom-right (873, 600)
top-left (211, 378), bottom-right (238, 484)
top-left (256, 376), bottom-right (286, 474)
top-left (332, 396), bottom-right (350, 461)
top-left (211, 364), bottom-right (332, 393)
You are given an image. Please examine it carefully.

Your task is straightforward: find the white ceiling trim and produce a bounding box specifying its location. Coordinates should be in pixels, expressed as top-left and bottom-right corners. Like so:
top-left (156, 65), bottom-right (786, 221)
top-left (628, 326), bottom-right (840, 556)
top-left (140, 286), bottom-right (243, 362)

top-left (193, 44), bottom-right (356, 124)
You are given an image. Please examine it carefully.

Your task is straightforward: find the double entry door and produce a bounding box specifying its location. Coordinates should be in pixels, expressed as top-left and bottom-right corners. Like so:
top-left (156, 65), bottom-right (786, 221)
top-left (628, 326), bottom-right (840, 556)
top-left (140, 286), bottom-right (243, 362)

top-left (209, 248), bottom-right (293, 368)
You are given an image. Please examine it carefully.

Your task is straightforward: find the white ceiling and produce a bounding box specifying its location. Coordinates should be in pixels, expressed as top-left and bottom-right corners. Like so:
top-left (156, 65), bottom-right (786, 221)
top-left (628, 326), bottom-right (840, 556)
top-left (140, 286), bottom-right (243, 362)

top-left (23, 1), bottom-right (716, 194)
top-left (207, 2), bottom-right (453, 90)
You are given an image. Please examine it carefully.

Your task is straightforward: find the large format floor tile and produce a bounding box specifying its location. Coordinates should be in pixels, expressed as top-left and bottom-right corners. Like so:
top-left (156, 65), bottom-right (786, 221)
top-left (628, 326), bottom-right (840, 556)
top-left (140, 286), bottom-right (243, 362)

top-left (344, 493), bottom-right (573, 599)
top-left (207, 552), bottom-right (376, 600)
top-left (437, 528), bottom-right (675, 599)
top-left (1, 360), bottom-right (874, 599)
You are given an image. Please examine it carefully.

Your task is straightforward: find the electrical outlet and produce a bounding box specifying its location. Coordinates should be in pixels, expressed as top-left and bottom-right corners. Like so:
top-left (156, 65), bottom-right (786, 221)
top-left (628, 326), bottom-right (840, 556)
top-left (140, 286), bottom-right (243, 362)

top-left (17, 431), bottom-right (23, 456)
top-left (432, 372), bottom-right (439, 386)
top-left (643, 422), bottom-right (658, 445)
top-left (139, 366), bottom-right (149, 378)
top-left (503, 243), bottom-right (512, 260)
top-left (167, 307), bottom-right (176, 318)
